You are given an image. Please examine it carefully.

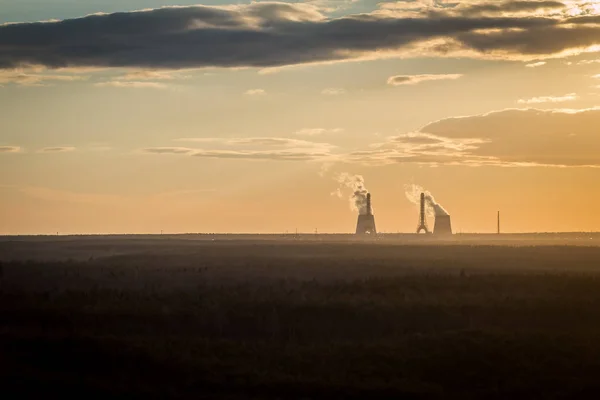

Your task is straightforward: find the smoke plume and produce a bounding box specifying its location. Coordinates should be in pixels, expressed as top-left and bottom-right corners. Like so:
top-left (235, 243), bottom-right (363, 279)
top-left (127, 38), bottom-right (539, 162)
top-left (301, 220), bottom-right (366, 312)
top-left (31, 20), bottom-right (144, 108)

top-left (404, 184), bottom-right (449, 217)
top-left (334, 173), bottom-right (370, 215)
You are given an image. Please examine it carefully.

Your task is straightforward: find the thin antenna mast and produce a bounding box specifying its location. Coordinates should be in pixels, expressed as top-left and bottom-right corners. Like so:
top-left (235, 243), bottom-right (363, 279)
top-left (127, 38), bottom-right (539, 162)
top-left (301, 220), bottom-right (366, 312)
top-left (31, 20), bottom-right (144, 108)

top-left (497, 211), bottom-right (500, 234)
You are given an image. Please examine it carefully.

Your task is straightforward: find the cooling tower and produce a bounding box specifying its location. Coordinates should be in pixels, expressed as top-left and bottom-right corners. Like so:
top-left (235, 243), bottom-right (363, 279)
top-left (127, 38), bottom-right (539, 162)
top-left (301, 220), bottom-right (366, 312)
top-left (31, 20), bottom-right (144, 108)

top-left (356, 193), bottom-right (377, 235)
top-left (433, 215), bottom-right (452, 235)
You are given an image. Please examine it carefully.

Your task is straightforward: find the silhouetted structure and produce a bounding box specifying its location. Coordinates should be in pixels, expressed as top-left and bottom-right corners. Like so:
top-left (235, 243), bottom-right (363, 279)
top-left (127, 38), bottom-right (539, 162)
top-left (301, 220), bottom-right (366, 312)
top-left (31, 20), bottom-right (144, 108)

top-left (416, 193), bottom-right (430, 234)
top-left (497, 211), bottom-right (500, 234)
top-left (356, 193), bottom-right (377, 235)
top-left (434, 215), bottom-right (452, 235)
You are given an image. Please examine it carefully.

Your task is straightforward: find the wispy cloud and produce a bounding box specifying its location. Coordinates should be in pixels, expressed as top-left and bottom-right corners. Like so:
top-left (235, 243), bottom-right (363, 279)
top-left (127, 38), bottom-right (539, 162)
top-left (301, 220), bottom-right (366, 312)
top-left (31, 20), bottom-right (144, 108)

top-left (38, 146), bottom-right (76, 153)
top-left (143, 147), bottom-right (333, 161)
top-left (244, 89), bottom-right (266, 96)
top-left (575, 59), bottom-right (600, 65)
top-left (0, 146), bottom-right (21, 153)
top-left (120, 70), bottom-right (179, 81)
top-left (94, 81), bottom-right (168, 89)
top-left (144, 136), bottom-right (336, 162)
top-left (191, 149), bottom-right (330, 161)
top-left (387, 74), bottom-right (463, 86)
top-left (525, 61), bottom-right (547, 68)
top-left (103, 69), bottom-right (193, 84)
top-left (517, 93), bottom-right (577, 104)
top-left (142, 147), bottom-right (195, 155)
top-left (321, 88), bottom-right (345, 95)
top-left (175, 136), bottom-right (334, 150)
top-left (0, 69), bottom-right (88, 86)
top-left (295, 128), bottom-right (344, 136)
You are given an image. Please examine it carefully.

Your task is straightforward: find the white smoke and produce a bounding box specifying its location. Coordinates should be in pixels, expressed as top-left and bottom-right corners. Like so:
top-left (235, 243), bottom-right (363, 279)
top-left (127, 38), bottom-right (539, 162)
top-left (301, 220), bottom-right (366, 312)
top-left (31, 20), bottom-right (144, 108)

top-left (334, 173), bottom-right (370, 215)
top-left (404, 183), bottom-right (449, 217)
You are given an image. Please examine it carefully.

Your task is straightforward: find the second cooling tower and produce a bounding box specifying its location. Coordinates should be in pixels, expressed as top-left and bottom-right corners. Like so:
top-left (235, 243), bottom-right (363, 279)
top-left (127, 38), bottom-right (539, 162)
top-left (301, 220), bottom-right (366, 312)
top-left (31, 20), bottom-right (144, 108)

top-left (433, 215), bottom-right (452, 235)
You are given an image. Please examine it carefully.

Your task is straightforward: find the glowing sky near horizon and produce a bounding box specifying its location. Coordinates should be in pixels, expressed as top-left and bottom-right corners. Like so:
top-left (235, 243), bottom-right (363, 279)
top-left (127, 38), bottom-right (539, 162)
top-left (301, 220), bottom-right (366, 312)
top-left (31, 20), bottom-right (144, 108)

top-left (2, 0), bottom-right (600, 234)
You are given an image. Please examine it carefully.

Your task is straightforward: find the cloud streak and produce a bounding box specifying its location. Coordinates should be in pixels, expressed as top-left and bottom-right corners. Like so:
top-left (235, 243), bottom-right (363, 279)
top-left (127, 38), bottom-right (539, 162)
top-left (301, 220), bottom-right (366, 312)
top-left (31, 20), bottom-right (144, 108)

top-left (119, 70), bottom-right (180, 81)
top-left (0, 69), bottom-right (87, 86)
top-left (143, 147), bottom-right (194, 154)
top-left (144, 136), bottom-right (336, 161)
top-left (525, 61), bottom-right (546, 67)
top-left (321, 88), bottom-right (346, 95)
top-left (38, 146), bottom-right (76, 153)
top-left (191, 149), bottom-right (329, 161)
top-left (0, 146), bottom-right (21, 153)
top-left (574, 59), bottom-right (600, 65)
top-left (244, 89), bottom-right (266, 96)
top-left (143, 148), bottom-right (331, 161)
top-left (517, 93), bottom-right (577, 104)
top-left (387, 74), bottom-right (463, 86)
top-left (94, 81), bottom-right (168, 89)
top-left (175, 136), bottom-right (333, 149)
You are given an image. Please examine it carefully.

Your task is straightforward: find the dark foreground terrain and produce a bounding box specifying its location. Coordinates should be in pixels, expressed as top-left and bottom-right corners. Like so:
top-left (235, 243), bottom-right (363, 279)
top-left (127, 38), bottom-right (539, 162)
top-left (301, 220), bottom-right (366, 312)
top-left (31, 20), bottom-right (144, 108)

top-left (3, 235), bottom-right (600, 399)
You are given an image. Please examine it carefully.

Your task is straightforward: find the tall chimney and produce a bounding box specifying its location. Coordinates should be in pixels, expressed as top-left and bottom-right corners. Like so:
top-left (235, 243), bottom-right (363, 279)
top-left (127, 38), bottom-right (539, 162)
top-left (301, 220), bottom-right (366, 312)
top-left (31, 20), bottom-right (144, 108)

top-left (366, 193), bottom-right (372, 216)
top-left (420, 193), bottom-right (426, 227)
top-left (416, 192), bottom-right (429, 234)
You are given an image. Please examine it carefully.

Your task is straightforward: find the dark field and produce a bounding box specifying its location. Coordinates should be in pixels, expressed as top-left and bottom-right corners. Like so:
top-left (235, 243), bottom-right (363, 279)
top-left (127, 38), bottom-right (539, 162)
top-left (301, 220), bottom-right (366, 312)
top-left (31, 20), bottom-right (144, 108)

top-left (3, 235), bottom-right (600, 399)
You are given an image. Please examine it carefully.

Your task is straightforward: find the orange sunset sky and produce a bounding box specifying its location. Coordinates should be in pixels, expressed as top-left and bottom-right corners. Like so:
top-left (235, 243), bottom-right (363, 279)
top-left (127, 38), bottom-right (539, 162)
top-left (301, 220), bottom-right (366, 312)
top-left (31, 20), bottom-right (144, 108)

top-left (2, 0), bottom-right (600, 234)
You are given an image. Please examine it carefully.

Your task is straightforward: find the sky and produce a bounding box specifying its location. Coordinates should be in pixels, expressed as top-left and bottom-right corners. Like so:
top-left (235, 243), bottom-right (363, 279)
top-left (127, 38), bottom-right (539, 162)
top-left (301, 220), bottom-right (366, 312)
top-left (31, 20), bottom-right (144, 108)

top-left (2, 0), bottom-right (600, 234)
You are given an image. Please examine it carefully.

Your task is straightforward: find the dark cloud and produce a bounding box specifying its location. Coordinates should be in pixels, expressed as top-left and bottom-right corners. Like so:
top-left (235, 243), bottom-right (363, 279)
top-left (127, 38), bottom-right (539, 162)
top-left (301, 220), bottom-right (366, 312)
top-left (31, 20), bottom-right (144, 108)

top-left (457, 25), bottom-right (600, 55)
top-left (0, 2), bottom-right (590, 70)
top-left (388, 76), bottom-right (413, 85)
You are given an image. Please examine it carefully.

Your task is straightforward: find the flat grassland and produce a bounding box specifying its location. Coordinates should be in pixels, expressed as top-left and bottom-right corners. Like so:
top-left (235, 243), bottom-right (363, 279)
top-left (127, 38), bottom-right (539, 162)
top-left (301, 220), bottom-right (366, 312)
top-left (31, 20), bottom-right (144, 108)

top-left (3, 234), bottom-right (600, 399)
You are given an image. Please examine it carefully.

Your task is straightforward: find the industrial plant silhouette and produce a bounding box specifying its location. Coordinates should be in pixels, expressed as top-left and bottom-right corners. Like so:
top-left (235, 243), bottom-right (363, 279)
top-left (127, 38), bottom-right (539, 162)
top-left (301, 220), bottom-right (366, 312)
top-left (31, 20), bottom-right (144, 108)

top-left (354, 190), bottom-right (452, 236)
top-left (355, 193), bottom-right (377, 235)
